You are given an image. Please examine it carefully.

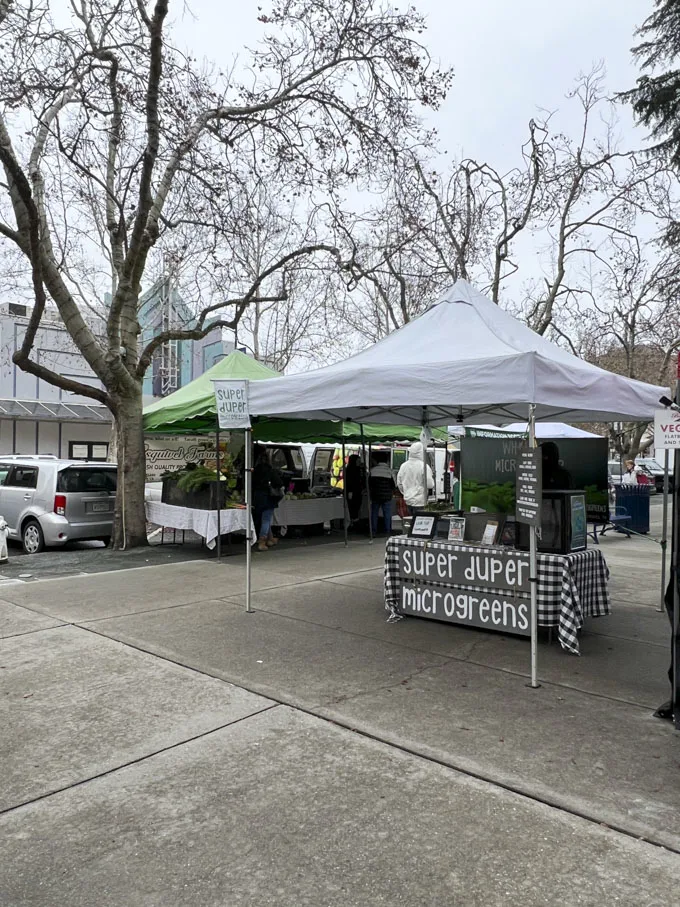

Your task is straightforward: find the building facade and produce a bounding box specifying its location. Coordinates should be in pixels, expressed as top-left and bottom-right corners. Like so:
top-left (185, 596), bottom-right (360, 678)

top-left (139, 278), bottom-right (232, 400)
top-left (0, 284), bottom-right (232, 458)
top-left (0, 303), bottom-right (112, 458)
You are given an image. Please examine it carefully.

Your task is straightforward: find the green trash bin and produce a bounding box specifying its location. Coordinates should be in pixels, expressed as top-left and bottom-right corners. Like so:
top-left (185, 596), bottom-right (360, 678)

top-left (614, 484), bottom-right (652, 534)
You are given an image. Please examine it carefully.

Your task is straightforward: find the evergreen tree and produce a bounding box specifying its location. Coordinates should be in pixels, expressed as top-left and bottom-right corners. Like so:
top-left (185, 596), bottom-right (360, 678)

top-left (624, 1), bottom-right (680, 166)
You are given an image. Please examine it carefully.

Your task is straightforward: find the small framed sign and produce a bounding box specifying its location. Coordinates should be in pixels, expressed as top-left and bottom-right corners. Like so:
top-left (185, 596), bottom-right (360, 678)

top-left (409, 513), bottom-right (438, 539)
top-left (480, 520), bottom-right (500, 546)
top-left (448, 516), bottom-right (466, 541)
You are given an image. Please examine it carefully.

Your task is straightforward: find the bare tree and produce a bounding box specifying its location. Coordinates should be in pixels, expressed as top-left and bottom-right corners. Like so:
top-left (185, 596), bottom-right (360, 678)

top-left (410, 118), bottom-right (549, 304)
top-left (559, 233), bottom-right (680, 457)
top-left (328, 113), bottom-right (550, 343)
top-left (523, 68), bottom-right (672, 336)
top-left (0, 0), bottom-right (449, 546)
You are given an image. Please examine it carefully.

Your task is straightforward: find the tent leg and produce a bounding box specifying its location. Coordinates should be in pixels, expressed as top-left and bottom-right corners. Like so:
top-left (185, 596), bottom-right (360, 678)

top-left (361, 425), bottom-right (373, 544)
top-left (341, 438), bottom-right (348, 547)
top-left (245, 427), bottom-right (253, 613)
top-left (659, 450), bottom-right (669, 612)
top-left (216, 427), bottom-right (221, 561)
top-left (421, 407), bottom-right (431, 507)
top-left (528, 404), bottom-right (539, 689)
top-left (672, 367), bottom-right (680, 728)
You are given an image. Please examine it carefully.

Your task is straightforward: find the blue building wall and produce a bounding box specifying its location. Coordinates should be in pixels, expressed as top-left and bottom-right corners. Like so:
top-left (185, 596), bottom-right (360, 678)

top-left (138, 279), bottom-right (233, 398)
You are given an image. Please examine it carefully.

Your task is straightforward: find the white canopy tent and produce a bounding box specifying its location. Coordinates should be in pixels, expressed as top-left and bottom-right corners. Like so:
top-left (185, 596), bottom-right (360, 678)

top-left (248, 280), bottom-right (666, 426)
top-left (467, 423), bottom-right (601, 439)
top-left (245, 280), bottom-right (668, 686)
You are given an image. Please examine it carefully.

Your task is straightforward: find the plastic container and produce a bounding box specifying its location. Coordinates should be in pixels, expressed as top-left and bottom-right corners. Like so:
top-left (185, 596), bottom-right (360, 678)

top-left (614, 484), bottom-right (652, 534)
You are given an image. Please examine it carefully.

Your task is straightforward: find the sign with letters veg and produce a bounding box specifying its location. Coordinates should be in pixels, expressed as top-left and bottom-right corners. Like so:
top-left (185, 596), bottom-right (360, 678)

top-left (213, 380), bottom-right (250, 430)
top-left (654, 408), bottom-right (680, 449)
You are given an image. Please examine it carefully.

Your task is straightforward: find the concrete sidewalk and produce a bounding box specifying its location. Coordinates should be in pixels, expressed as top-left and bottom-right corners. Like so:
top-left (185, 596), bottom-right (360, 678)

top-left (2, 534), bottom-right (680, 904)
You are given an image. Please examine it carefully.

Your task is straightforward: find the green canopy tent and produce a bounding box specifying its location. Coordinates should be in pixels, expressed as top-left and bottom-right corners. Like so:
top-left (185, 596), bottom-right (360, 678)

top-left (143, 350), bottom-right (280, 434)
top-left (251, 419), bottom-right (448, 445)
top-left (143, 350), bottom-right (450, 553)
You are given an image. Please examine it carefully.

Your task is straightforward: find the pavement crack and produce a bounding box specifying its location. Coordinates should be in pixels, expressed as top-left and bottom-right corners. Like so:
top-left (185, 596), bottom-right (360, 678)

top-left (0, 702), bottom-right (281, 818)
top-left (318, 658), bottom-right (449, 708)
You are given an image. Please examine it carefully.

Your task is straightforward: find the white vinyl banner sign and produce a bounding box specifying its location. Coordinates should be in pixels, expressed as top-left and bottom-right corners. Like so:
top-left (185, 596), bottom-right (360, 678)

top-left (654, 408), bottom-right (680, 449)
top-left (144, 436), bottom-right (216, 481)
top-left (213, 380), bottom-right (250, 430)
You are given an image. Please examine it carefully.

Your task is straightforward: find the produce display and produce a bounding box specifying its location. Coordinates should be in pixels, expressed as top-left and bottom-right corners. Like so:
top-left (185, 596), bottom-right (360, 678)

top-left (161, 459), bottom-right (338, 508)
top-left (161, 456), bottom-right (243, 507)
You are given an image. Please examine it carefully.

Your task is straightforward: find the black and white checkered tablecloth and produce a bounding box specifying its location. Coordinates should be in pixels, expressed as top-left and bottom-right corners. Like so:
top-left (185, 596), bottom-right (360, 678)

top-left (384, 536), bottom-right (610, 655)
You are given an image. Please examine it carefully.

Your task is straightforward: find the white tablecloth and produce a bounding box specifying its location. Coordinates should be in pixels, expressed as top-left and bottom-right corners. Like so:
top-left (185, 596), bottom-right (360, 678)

top-left (145, 501), bottom-right (255, 549)
top-left (273, 497), bottom-right (346, 527)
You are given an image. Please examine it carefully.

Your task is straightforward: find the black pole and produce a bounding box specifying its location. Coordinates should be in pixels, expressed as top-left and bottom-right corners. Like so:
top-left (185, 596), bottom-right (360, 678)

top-left (673, 360), bottom-right (680, 727)
top-left (361, 425), bottom-right (373, 543)
top-left (216, 427), bottom-right (221, 560)
top-left (341, 437), bottom-right (349, 547)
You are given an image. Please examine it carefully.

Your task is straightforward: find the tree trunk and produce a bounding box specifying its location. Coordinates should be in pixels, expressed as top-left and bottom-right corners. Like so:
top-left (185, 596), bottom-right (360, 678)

top-left (111, 387), bottom-right (148, 549)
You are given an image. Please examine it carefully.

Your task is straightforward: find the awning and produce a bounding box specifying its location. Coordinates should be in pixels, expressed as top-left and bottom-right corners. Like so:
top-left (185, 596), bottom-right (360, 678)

top-left (0, 399), bottom-right (112, 423)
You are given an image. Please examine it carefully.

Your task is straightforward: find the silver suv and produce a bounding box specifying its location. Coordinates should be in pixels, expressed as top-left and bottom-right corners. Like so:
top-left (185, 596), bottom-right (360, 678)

top-left (0, 457), bottom-right (117, 553)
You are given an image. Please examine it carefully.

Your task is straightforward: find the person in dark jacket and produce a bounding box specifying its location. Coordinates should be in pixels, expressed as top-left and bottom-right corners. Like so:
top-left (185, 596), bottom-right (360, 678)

top-left (345, 454), bottom-right (363, 523)
top-left (252, 446), bottom-right (285, 551)
top-left (369, 452), bottom-right (396, 536)
top-left (654, 578), bottom-right (677, 722)
top-left (541, 441), bottom-right (573, 490)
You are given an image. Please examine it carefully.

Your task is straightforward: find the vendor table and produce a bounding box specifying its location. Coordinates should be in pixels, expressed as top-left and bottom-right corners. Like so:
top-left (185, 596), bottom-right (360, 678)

top-left (273, 496), bottom-right (346, 527)
top-left (384, 536), bottom-right (610, 654)
top-left (145, 501), bottom-right (255, 550)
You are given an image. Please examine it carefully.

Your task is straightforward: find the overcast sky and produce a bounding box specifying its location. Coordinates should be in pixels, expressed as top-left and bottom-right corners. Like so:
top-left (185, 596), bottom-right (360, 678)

top-left (177, 0), bottom-right (650, 170)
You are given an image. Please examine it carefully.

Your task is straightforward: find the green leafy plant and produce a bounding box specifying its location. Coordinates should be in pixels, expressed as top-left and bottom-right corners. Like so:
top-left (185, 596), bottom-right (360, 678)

top-left (177, 466), bottom-right (220, 493)
top-left (461, 480), bottom-right (516, 514)
top-left (424, 502), bottom-right (457, 513)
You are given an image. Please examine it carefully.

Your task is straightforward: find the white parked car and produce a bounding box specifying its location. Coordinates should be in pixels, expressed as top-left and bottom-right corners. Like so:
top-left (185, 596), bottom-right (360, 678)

top-left (0, 457), bottom-right (117, 553)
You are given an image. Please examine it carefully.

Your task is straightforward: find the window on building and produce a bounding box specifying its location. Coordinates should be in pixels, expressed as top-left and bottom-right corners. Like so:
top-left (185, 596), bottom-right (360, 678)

top-left (69, 442), bottom-right (110, 462)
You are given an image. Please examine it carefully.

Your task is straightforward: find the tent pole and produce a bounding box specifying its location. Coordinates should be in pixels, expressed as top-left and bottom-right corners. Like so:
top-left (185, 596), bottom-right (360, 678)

top-left (422, 407), bottom-right (429, 506)
top-left (672, 361), bottom-right (680, 728)
top-left (245, 427), bottom-right (253, 613)
top-left (216, 427), bottom-right (221, 561)
top-left (341, 437), bottom-right (349, 547)
top-left (660, 450), bottom-right (670, 612)
top-left (528, 404), bottom-right (539, 689)
top-left (361, 424), bottom-right (373, 544)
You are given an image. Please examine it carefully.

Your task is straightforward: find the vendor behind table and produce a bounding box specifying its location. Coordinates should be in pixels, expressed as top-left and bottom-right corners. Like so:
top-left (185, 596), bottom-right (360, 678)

top-left (397, 442), bottom-right (434, 514)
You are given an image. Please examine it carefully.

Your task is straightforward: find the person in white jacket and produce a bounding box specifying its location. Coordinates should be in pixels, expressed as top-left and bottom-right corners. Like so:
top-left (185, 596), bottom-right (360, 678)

top-left (397, 442), bottom-right (434, 512)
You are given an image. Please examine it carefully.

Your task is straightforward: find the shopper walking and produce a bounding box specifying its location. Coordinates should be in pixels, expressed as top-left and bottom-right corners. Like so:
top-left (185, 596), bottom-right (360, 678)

top-left (396, 442), bottom-right (434, 514)
top-left (252, 446), bottom-right (285, 551)
top-left (345, 453), bottom-right (363, 523)
top-left (369, 453), bottom-right (395, 536)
